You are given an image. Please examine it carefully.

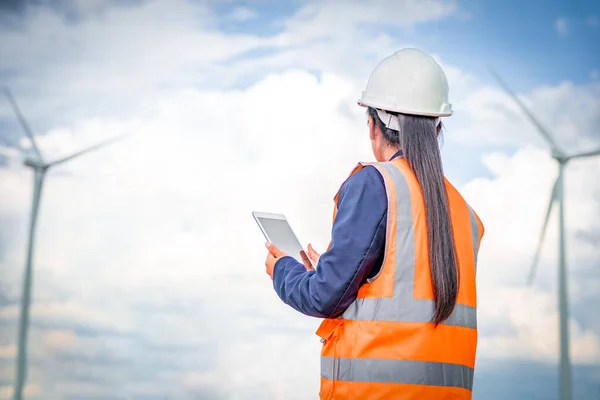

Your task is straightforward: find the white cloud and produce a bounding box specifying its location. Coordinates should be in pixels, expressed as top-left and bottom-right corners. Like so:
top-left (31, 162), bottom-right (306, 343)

top-left (452, 80), bottom-right (600, 153)
top-left (227, 6), bottom-right (258, 22)
top-left (555, 17), bottom-right (569, 36)
top-left (0, 0), bottom-right (271, 126)
top-left (279, 0), bottom-right (457, 44)
top-left (69, 0), bottom-right (114, 14)
top-left (0, 0), bottom-right (457, 128)
top-left (0, 69), bottom-right (368, 399)
top-left (2, 70), bottom-right (600, 398)
top-left (1, 0), bottom-right (599, 399)
top-left (462, 146), bottom-right (600, 364)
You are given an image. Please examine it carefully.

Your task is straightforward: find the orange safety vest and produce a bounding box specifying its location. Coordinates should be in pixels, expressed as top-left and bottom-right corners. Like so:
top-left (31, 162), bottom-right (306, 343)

top-left (316, 158), bottom-right (484, 400)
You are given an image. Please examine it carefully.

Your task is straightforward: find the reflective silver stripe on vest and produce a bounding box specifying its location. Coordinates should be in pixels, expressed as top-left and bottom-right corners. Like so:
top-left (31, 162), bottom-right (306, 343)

top-left (467, 205), bottom-right (480, 275)
top-left (321, 356), bottom-right (474, 390)
top-left (341, 162), bottom-right (478, 329)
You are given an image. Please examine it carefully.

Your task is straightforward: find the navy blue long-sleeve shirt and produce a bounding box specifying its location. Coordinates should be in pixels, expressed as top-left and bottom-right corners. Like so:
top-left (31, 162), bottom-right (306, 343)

top-left (272, 151), bottom-right (402, 318)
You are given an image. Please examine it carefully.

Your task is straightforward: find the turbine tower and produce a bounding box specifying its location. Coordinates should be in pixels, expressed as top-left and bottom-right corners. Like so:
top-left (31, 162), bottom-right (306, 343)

top-left (489, 71), bottom-right (600, 400)
top-left (3, 88), bottom-right (126, 400)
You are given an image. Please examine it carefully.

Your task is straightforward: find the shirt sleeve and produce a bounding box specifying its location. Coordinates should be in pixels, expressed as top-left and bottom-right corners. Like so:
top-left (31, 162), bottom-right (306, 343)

top-left (272, 165), bottom-right (388, 318)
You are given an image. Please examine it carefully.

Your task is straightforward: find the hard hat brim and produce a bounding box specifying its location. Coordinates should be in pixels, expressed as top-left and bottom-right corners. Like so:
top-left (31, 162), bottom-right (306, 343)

top-left (357, 100), bottom-right (453, 118)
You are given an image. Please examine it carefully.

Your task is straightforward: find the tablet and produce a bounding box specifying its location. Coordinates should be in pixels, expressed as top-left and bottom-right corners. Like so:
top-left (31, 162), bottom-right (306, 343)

top-left (253, 211), bottom-right (308, 264)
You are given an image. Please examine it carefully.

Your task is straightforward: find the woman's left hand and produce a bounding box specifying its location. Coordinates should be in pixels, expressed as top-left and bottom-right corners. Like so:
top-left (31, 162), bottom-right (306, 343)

top-left (265, 242), bottom-right (287, 279)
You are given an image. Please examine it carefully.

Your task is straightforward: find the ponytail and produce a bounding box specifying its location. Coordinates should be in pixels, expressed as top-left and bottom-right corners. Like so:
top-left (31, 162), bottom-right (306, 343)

top-left (367, 107), bottom-right (458, 326)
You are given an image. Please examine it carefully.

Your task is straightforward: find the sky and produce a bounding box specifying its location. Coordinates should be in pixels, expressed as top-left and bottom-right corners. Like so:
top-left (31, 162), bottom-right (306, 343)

top-left (0, 0), bottom-right (599, 399)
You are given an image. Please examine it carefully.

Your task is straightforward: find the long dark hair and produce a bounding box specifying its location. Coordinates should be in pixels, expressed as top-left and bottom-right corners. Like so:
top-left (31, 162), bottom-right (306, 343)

top-left (368, 107), bottom-right (458, 326)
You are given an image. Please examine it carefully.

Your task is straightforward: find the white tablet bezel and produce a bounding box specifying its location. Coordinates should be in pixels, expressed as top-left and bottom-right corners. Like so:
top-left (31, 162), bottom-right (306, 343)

top-left (252, 211), bottom-right (312, 266)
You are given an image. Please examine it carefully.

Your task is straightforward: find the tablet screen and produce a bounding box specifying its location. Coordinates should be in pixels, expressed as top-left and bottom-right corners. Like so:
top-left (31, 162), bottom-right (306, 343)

top-left (255, 215), bottom-right (304, 260)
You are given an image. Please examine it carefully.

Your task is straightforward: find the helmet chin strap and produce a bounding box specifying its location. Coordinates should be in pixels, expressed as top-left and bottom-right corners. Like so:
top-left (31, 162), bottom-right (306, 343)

top-left (376, 108), bottom-right (440, 131)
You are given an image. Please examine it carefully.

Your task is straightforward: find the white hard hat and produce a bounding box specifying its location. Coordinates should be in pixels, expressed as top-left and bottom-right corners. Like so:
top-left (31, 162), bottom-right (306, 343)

top-left (358, 48), bottom-right (452, 117)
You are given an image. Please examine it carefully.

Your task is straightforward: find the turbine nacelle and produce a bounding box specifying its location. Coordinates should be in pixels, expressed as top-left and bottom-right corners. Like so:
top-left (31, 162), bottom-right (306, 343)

top-left (23, 158), bottom-right (46, 169)
top-left (551, 151), bottom-right (568, 164)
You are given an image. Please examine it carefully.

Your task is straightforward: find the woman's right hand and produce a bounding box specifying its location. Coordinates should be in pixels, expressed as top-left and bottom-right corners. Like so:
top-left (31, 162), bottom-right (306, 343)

top-left (300, 243), bottom-right (320, 271)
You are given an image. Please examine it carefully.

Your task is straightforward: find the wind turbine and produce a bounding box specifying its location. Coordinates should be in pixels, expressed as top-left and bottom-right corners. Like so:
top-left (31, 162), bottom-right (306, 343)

top-left (489, 71), bottom-right (600, 400)
top-left (3, 88), bottom-right (127, 400)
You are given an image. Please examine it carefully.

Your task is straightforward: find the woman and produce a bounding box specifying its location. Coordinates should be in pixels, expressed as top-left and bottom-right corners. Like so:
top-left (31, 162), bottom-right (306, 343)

top-left (265, 48), bottom-right (484, 400)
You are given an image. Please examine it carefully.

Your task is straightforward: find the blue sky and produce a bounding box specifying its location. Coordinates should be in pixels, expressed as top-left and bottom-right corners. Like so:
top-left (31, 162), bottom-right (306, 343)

top-left (0, 0), bottom-right (599, 399)
top-left (210, 0), bottom-right (600, 88)
top-left (431, 0), bottom-right (599, 87)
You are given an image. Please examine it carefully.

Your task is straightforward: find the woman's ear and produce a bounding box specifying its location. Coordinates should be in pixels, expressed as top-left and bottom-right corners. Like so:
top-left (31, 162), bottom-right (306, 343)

top-left (368, 116), bottom-right (377, 141)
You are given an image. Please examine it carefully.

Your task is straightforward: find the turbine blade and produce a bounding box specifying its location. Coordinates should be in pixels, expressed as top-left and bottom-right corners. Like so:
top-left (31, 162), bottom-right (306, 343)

top-left (488, 69), bottom-right (563, 155)
top-left (528, 178), bottom-right (559, 285)
top-left (569, 146), bottom-right (600, 160)
top-left (48, 133), bottom-right (129, 167)
top-left (3, 87), bottom-right (44, 162)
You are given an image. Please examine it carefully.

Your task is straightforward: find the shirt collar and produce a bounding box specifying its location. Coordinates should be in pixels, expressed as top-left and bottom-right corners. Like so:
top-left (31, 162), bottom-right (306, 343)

top-left (389, 149), bottom-right (403, 161)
